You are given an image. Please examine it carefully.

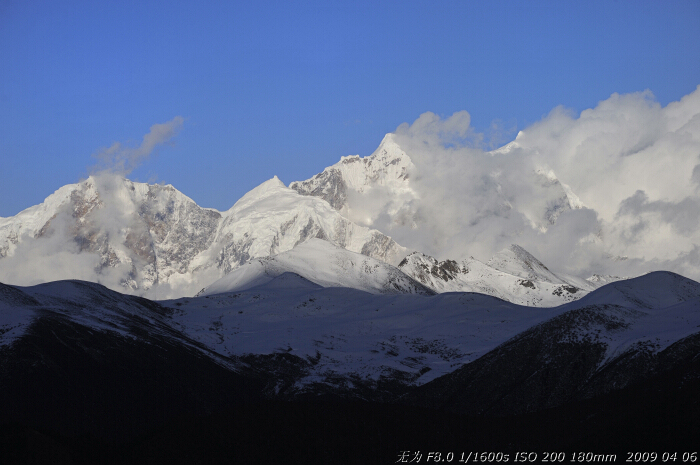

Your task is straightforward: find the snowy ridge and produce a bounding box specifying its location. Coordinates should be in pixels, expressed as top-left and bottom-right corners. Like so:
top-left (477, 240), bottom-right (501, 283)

top-left (169, 284), bottom-right (565, 386)
top-left (486, 244), bottom-right (568, 284)
top-left (527, 272), bottom-right (700, 376)
top-left (200, 238), bottom-right (433, 297)
top-left (0, 183), bottom-right (77, 258)
top-left (402, 272), bottom-right (700, 417)
top-left (0, 166), bottom-right (620, 306)
top-left (1, 271), bottom-right (698, 402)
top-left (0, 283), bottom-right (40, 347)
top-left (398, 245), bottom-right (600, 307)
top-left (487, 132), bottom-right (525, 156)
top-left (0, 131), bottom-right (676, 306)
top-left (185, 272), bottom-right (643, 390)
top-left (0, 279), bottom-right (200, 352)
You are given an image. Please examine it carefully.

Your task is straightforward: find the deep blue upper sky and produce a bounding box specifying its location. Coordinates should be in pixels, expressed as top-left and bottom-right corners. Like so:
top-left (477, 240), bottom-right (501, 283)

top-left (1, 0), bottom-right (699, 216)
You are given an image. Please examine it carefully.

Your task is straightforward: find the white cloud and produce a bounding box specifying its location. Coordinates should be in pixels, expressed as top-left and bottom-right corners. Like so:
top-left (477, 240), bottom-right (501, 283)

top-left (379, 85), bottom-right (700, 281)
top-left (92, 116), bottom-right (184, 175)
top-left (0, 208), bottom-right (133, 289)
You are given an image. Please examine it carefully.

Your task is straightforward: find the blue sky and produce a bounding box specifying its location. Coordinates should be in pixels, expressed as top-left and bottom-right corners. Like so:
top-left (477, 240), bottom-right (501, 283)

top-left (1, 0), bottom-right (699, 217)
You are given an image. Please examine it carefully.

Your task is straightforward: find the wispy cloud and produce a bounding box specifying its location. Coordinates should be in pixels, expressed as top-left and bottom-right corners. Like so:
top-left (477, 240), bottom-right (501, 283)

top-left (91, 116), bottom-right (184, 175)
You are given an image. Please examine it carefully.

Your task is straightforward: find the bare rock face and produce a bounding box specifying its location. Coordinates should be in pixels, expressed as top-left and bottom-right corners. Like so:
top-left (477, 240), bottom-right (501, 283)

top-left (290, 168), bottom-right (349, 210)
top-left (137, 184), bottom-right (222, 276)
top-left (398, 253), bottom-right (465, 285)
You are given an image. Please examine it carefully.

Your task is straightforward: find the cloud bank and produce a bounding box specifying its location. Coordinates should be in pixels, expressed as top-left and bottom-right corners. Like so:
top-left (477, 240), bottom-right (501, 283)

top-left (375, 86), bottom-right (700, 281)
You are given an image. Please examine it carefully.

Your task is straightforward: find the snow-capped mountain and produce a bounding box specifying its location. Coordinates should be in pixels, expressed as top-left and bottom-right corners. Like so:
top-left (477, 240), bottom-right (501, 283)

top-left (3, 114), bottom-right (699, 459)
top-left (0, 141), bottom-right (596, 305)
top-left (397, 244), bottom-right (604, 307)
top-left (200, 238), bottom-right (433, 297)
top-left (291, 132), bottom-right (585, 238)
top-left (211, 176), bottom-right (405, 273)
top-left (0, 176), bottom-right (222, 293)
top-left (290, 133), bottom-right (415, 214)
top-left (0, 131), bottom-right (662, 305)
top-left (0, 175), bottom-right (405, 298)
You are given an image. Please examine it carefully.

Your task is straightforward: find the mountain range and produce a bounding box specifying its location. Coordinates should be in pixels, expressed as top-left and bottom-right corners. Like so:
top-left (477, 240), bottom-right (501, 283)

top-left (0, 133), bottom-right (615, 305)
top-left (1, 132), bottom-right (698, 462)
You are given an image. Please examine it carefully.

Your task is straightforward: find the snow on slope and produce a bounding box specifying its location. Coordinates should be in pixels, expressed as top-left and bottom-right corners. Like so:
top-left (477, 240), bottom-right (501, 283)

top-left (574, 270), bottom-right (700, 310)
top-left (290, 134), bottom-right (416, 214)
top-left (541, 271), bottom-right (700, 367)
top-left (166, 271), bottom-right (700, 390)
top-left (0, 279), bottom-right (200, 352)
top-left (170, 284), bottom-right (553, 386)
top-left (209, 176), bottom-right (406, 273)
top-left (0, 183), bottom-right (76, 258)
top-left (2, 271), bottom-right (698, 398)
top-left (398, 245), bottom-right (602, 307)
top-left (0, 283), bottom-right (40, 347)
top-left (200, 238), bottom-right (433, 297)
top-left (0, 131), bottom-right (671, 307)
top-left (486, 244), bottom-right (569, 284)
top-left (0, 175), bottom-right (406, 298)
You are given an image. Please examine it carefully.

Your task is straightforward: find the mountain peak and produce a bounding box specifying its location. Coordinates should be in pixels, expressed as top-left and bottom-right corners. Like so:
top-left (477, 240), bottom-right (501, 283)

top-left (290, 133), bottom-right (415, 213)
top-left (258, 175), bottom-right (286, 190)
top-left (487, 244), bottom-right (566, 284)
top-left (377, 132), bottom-right (399, 148)
top-left (229, 176), bottom-right (289, 210)
top-left (370, 133), bottom-right (409, 163)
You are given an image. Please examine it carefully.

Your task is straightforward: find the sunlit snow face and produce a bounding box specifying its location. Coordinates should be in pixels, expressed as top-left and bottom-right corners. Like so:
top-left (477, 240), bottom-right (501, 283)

top-left (376, 86), bottom-right (700, 281)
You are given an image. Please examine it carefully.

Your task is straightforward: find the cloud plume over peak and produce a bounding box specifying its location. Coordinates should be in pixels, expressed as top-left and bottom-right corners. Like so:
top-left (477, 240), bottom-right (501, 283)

top-left (92, 116), bottom-right (184, 175)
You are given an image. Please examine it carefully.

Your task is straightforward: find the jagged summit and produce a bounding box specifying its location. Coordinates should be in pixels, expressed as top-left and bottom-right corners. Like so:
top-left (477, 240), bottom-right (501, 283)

top-left (241, 175), bottom-right (286, 195)
top-left (290, 132), bottom-right (415, 212)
